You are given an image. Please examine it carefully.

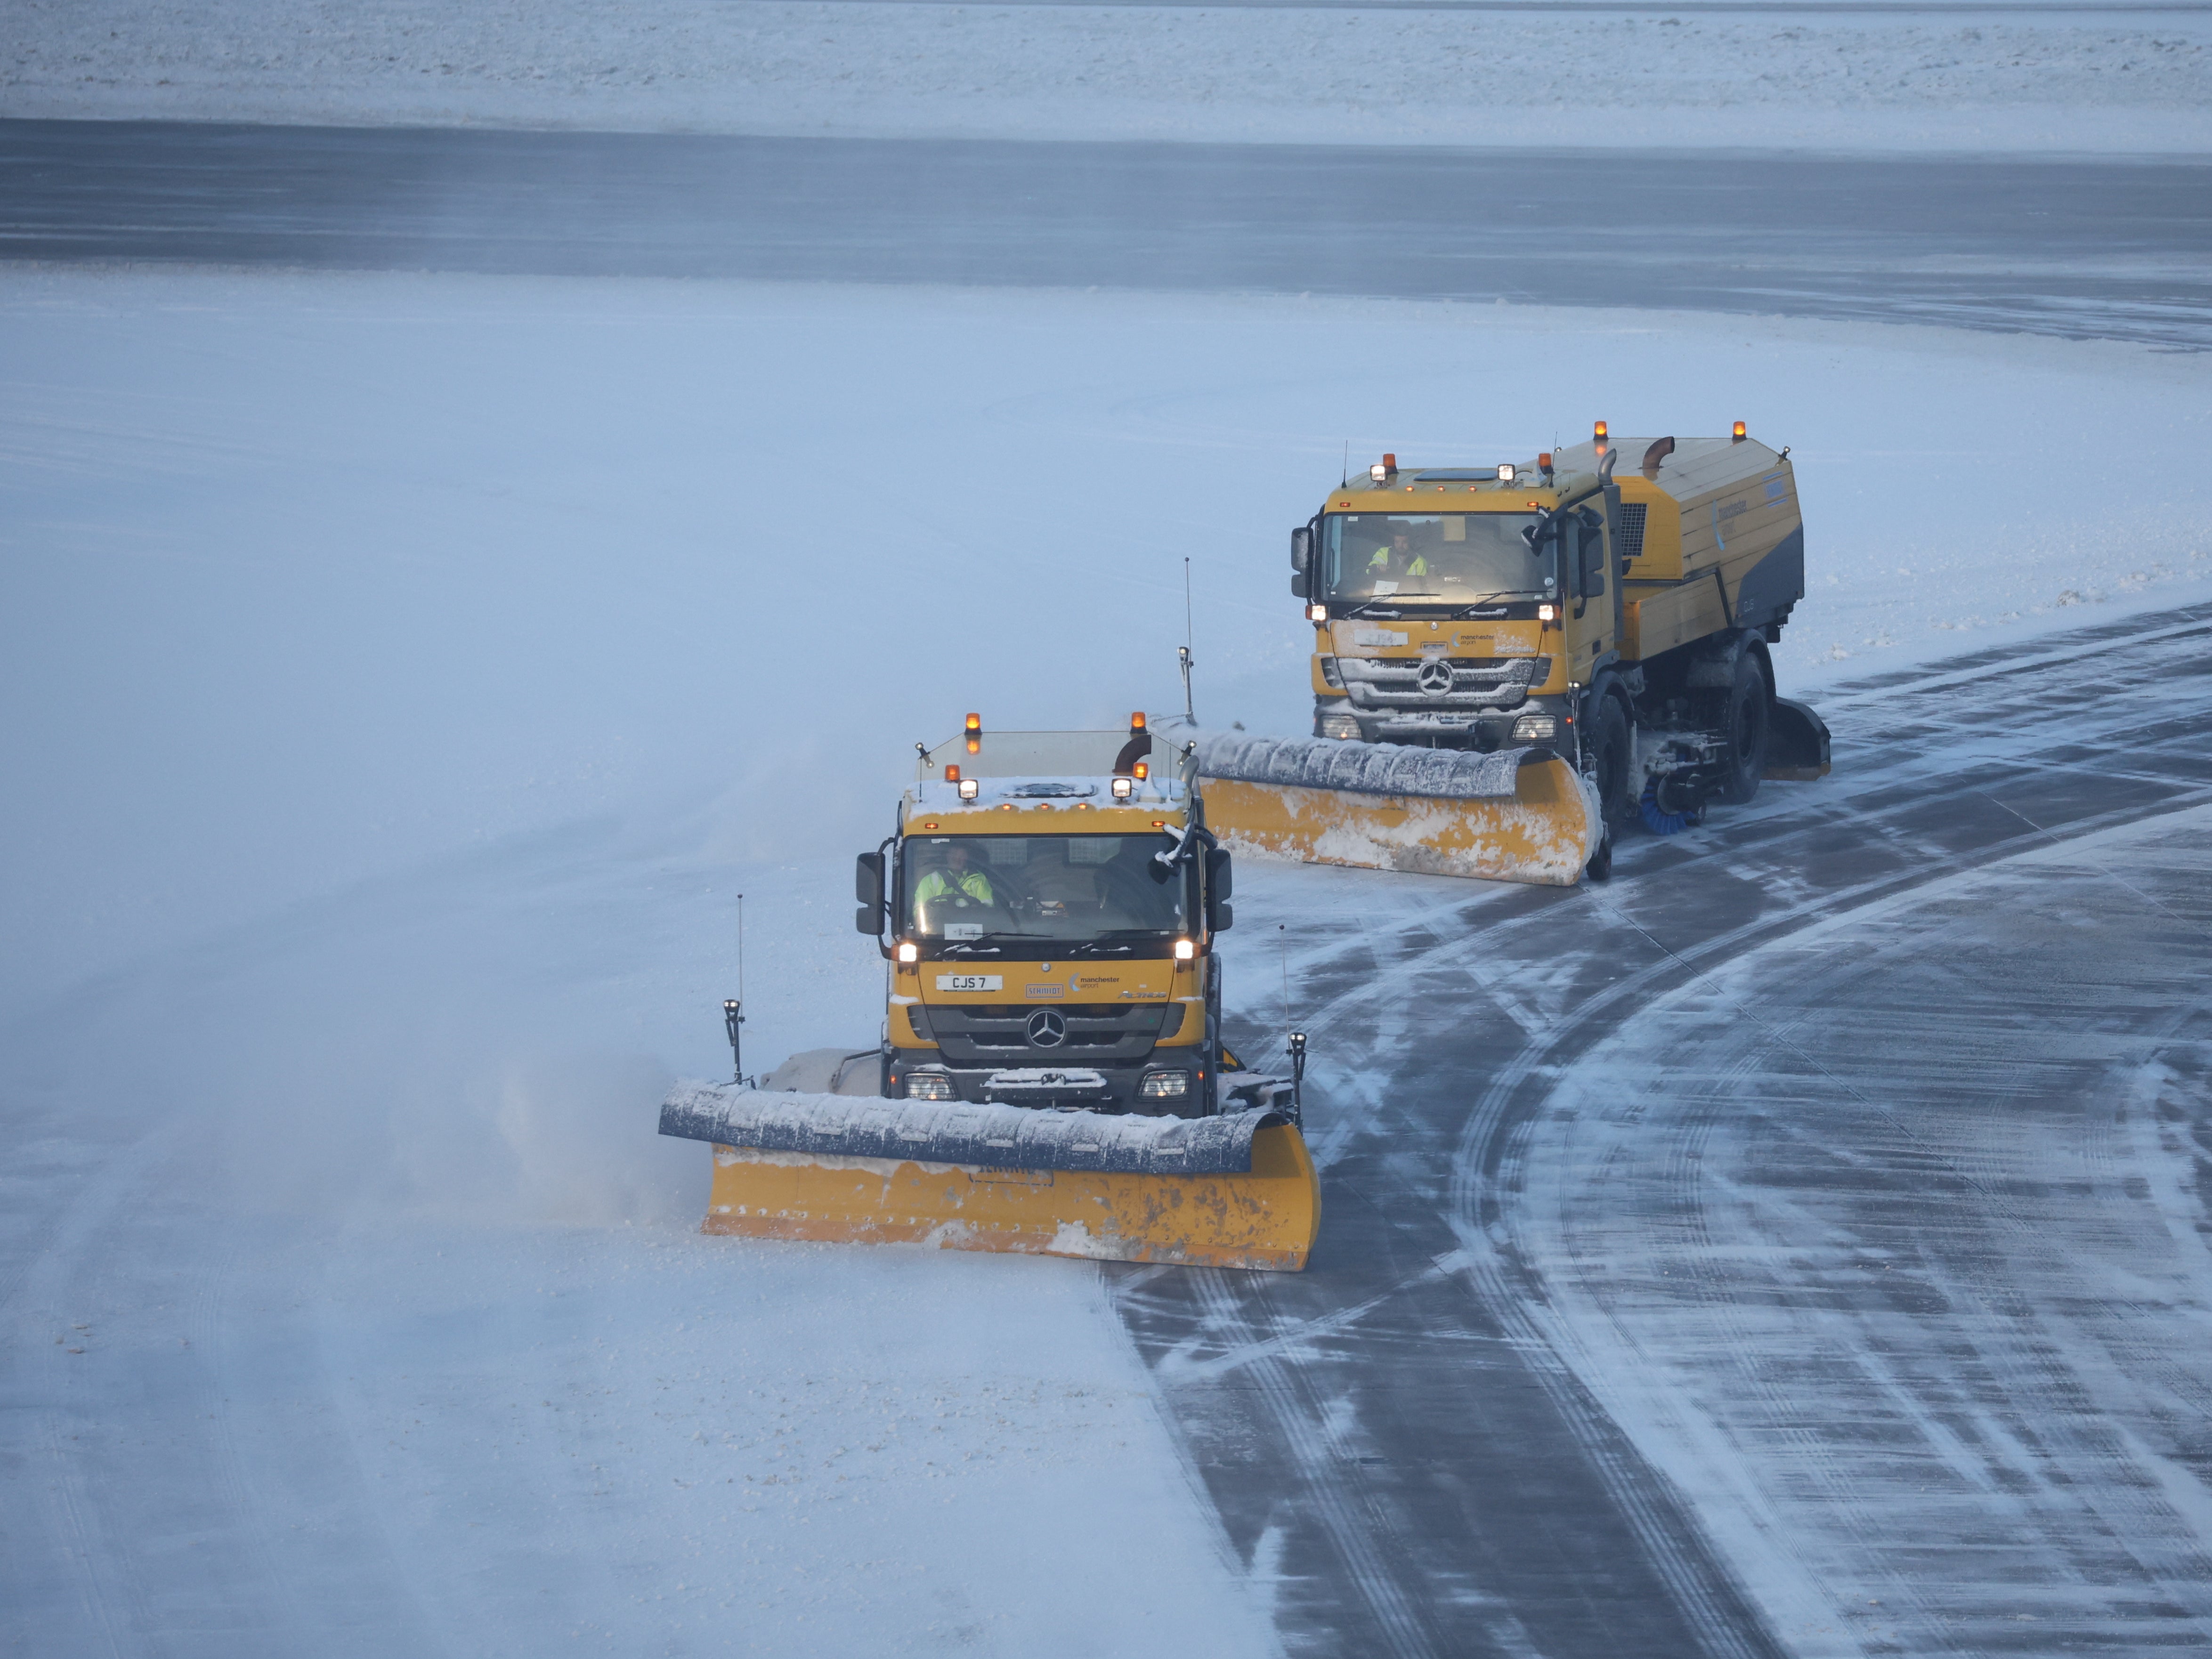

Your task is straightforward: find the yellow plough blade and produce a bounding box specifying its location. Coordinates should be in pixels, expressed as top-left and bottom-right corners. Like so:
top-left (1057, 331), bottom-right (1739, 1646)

top-left (704, 1124), bottom-right (1316, 1270)
top-left (1200, 736), bottom-right (1597, 886)
top-left (660, 1086), bottom-right (1320, 1272)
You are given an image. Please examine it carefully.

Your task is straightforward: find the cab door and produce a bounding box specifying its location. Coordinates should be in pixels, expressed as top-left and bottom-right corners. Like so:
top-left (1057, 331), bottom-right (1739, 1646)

top-left (1565, 504), bottom-right (1618, 674)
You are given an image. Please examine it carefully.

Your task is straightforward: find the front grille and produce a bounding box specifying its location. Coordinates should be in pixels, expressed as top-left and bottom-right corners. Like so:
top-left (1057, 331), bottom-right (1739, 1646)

top-left (920, 1002), bottom-right (1176, 1065)
top-left (1340, 655), bottom-right (1550, 710)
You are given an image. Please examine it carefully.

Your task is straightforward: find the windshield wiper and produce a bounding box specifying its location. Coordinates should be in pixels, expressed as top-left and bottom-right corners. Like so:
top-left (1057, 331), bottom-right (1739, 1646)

top-left (1338, 601), bottom-right (1402, 620)
top-left (1452, 594), bottom-right (1526, 617)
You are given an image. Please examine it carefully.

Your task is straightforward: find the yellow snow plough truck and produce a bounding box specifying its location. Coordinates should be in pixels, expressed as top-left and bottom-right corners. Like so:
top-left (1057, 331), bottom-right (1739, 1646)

top-left (657, 717), bottom-right (1321, 1271)
top-left (1201, 425), bottom-right (1831, 884)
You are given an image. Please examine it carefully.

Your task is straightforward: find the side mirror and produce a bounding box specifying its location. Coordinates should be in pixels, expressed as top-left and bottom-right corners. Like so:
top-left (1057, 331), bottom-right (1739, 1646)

top-left (1291, 571), bottom-right (1310, 598)
top-left (1580, 521), bottom-right (1606, 599)
top-left (854, 852), bottom-right (885, 935)
top-left (1204, 846), bottom-right (1234, 932)
top-left (1290, 526), bottom-right (1311, 567)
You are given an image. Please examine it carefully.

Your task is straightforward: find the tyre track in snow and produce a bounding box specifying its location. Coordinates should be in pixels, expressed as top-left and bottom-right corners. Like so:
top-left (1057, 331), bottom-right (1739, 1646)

top-left (1109, 597), bottom-right (2212, 1657)
top-left (1501, 812), bottom-right (2212, 1652)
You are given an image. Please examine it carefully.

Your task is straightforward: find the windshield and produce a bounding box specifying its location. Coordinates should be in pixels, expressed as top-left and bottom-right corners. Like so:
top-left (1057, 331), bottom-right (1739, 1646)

top-left (901, 834), bottom-right (1191, 953)
top-left (1322, 511), bottom-right (1551, 607)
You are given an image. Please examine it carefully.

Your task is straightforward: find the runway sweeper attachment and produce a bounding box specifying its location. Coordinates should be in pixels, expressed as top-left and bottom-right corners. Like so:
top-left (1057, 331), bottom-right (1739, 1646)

top-left (656, 715), bottom-right (1321, 1271)
top-left (658, 1086), bottom-right (1318, 1271)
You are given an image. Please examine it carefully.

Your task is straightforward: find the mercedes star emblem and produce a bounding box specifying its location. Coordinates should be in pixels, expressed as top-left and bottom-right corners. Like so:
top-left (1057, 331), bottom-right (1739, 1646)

top-left (1416, 659), bottom-right (1455, 696)
top-left (1026, 1009), bottom-right (1068, 1047)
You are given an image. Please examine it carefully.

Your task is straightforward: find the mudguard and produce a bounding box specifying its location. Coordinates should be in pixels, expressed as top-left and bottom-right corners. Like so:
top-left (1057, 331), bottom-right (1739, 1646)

top-left (1766, 696), bottom-right (1832, 780)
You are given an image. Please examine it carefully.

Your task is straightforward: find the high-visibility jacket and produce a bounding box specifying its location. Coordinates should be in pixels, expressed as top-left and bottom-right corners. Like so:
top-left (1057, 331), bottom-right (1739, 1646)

top-left (915, 867), bottom-right (994, 906)
top-left (1369, 546), bottom-right (1428, 576)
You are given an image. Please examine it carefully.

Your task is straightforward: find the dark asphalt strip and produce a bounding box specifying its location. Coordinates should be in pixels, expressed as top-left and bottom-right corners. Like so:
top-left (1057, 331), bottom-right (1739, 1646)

top-left (1113, 600), bottom-right (2212, 1657)
top-left (5, 119), bottom-right (2212, 348)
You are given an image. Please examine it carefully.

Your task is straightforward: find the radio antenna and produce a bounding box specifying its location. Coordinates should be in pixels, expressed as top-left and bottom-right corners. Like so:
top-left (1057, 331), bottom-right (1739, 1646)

top-left (1178, 558), bottom-right (1197, 727)
top-left (723, 893), bottom-right (748, 1085)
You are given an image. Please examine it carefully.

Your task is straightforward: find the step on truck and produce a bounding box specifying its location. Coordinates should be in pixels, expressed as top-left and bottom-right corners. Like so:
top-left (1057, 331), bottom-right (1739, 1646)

top-left (656, 716), bottom-right (1321, 1271)
top-left (1201, 424), bottom-right (1831, 884)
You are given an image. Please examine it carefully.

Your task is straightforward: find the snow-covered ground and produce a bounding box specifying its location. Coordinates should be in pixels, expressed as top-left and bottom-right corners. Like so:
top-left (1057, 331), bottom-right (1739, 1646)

top-left (4, 266), bottom-right (2209, 1652)
top-left (4, 268), bottom-right (2205, 1005)
top-left (8, 0), bottom-right (2212, 153)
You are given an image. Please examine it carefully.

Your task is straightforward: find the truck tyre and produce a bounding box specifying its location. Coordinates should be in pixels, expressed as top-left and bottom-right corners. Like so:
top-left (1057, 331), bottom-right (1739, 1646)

top-left (1585, 694), bottom-right (1634, 829)
top-left (1714, 652), bottom-right (1771, 805)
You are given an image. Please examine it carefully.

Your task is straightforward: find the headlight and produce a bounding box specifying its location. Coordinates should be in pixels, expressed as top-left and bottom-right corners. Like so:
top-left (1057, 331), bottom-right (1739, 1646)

top-left (896, 940), bottom-right (919, 963)
top-left (904, 1073), bottom-right (955, 1101)
top-left (1173, 938), bottom-right (1196, 960)
top-left (957, 777), bottom-right (980, 801)
top-left (1139, 1071), bottom-right (1191, 1099)
top-left (1511, 714), bottom-right (1558, 741)
top-left (1318, 712), bottom-right (1361, 741)
top-left (1111, 776), bottom-right (1134, 799)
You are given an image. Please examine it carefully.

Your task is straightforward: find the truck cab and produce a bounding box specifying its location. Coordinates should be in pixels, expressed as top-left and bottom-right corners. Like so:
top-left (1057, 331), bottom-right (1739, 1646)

top-left (1292, 453), bottom-right (1617, 756)
top-left (855, 719), bottom-right (1238, 1117)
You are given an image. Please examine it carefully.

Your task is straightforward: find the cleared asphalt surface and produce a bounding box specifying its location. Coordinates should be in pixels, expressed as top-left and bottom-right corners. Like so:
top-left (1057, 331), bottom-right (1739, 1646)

top-left (1138, 602), bottom-right (2212, 1656)
top-left (4, 119), bottom-right (2212, 348)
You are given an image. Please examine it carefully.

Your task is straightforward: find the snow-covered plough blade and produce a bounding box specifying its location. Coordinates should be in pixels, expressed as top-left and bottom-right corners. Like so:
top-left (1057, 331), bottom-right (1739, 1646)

top-left (659, 1085), bottom-right (1321, 1271)
top-left (1198, 733), bottom-right (1599, 886)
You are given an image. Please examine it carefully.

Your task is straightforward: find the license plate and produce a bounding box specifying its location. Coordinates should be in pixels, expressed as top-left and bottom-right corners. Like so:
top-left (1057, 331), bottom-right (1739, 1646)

top-left (935, 974), bottom-right (1002, 992)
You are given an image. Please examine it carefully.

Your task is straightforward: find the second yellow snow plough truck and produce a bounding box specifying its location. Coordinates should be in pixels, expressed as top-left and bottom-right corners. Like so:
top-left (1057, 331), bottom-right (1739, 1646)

top-left (1201, 425), bottom-right (1830, 884)
top-left (658, 718), bottom-right (1321, 1271)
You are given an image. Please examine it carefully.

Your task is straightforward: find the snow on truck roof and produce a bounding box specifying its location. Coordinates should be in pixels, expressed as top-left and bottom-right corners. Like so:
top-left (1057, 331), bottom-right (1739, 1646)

top-left (1327, 436), bottom-right (1788, 511)
top-left (1554, 434), bottom-right (1790, 504)
top-left (903, 727), bottom-right (1188, 829)
top-left (915, 728), bottom-right (1167, 782)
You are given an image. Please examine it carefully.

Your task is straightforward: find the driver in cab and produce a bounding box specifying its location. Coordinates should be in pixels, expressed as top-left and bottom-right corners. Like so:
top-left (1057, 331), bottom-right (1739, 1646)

top-left (1368, 526), bottom-right (1428, 583)
top-left (915, 843), bottom-right (994, 911)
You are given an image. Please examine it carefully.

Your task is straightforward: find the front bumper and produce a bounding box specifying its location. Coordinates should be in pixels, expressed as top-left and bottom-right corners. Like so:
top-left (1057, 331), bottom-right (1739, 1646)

top-left (887, 1055), bottom-right (1204, 1116)
top-left (1317, 693), bottom-right (1570, 752)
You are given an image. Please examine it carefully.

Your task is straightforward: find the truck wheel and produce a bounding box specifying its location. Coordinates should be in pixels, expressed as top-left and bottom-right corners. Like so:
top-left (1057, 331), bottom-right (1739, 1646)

top-left (1714, 653), bottom-right (1771, 805)
top-left (1586, 694), bottom-right (1634, 828)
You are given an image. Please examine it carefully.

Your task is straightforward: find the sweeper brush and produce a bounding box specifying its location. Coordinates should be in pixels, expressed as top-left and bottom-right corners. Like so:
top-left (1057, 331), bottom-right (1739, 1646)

top-left (660, 1086), bottom-right (1320, 1271)
top-left (1198, 733), bottom-right (1599, 886)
